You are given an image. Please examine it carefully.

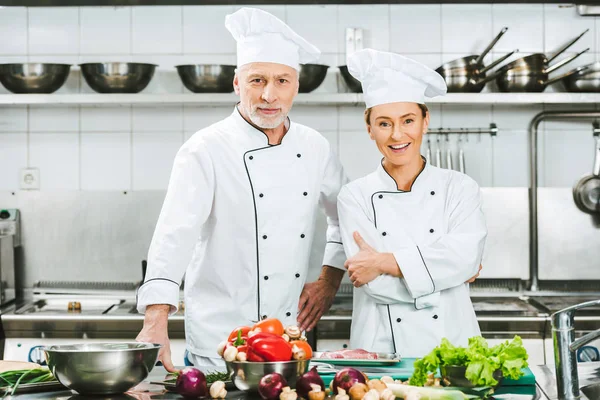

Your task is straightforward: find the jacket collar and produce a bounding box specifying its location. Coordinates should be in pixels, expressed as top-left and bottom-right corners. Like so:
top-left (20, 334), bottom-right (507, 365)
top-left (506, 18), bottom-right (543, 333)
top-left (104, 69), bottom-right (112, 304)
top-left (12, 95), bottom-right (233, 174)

top-left (375, 157), bottom-right (431, 192)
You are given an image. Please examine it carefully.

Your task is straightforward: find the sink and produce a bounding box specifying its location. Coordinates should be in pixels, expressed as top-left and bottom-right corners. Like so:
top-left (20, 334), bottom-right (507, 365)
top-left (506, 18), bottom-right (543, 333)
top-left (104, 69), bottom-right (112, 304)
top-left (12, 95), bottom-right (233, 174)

top-left (582, 382), bottom-right (600, 400)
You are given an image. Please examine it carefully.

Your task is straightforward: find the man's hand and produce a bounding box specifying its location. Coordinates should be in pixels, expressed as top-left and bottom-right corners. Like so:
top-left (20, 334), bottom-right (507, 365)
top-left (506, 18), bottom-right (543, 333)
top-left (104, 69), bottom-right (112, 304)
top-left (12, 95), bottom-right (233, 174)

top-left (136, 304), bottom-right (177, 373)
top-left (466, 264), bottom-right (483, 283)
top-left (344, 232), bottom-right (401, 287)
top-left (297, 266), bottom-right (343, 332)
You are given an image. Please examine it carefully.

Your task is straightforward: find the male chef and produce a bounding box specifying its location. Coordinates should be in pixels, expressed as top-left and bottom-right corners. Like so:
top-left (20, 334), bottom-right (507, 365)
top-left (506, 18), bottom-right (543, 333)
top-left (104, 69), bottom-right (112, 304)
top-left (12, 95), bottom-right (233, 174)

top-left (135, 7), bottom-right (347, 371)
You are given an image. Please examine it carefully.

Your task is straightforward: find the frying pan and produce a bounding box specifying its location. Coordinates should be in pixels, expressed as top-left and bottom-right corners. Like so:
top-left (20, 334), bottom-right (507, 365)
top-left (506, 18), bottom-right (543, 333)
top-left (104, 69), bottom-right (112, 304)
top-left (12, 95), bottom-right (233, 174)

top-left (573, 131), bottom-right (600, 214)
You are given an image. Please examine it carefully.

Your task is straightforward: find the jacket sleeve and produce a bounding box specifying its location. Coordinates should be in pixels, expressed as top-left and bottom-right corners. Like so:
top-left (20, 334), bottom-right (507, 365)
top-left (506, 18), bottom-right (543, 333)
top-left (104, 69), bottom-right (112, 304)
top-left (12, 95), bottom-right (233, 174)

top-left (337, 186), bottom-right (414, 304)
top-left (398, 175), bottom-right (487, 299)
top-left (318, 143), bottom-right (349, 270)
top-left (136, 137), bottom-right (215, 315)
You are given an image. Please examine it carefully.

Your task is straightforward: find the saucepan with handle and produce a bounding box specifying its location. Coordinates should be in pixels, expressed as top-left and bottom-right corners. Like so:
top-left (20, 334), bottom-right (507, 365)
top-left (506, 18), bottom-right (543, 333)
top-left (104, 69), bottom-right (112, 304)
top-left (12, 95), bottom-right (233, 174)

top-left (436, 27), bottom-right (518, 93)
top-left (573, 128), bottom-right (600, 215)
top-left (496, 29), bottom-right (590, 92)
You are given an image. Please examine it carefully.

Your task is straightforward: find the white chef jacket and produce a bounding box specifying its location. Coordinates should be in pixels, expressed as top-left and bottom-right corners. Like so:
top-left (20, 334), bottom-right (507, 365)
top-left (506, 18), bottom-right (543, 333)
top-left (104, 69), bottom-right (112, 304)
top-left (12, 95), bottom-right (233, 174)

top-left (338, 160), bottom-right (486, 357)
top-left (137, 107), bottom-right (347, 357)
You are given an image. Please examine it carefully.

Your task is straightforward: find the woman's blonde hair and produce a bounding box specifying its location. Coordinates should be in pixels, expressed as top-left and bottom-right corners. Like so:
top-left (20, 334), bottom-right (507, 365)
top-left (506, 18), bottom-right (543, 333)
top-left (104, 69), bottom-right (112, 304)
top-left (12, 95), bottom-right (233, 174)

top-left (364, 104), bottom-right (428, 125)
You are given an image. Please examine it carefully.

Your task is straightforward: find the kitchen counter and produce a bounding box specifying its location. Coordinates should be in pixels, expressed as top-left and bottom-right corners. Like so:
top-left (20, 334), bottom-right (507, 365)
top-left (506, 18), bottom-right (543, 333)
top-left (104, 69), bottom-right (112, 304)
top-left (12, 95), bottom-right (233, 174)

top-left (2, 366), bottom-right (559, 400)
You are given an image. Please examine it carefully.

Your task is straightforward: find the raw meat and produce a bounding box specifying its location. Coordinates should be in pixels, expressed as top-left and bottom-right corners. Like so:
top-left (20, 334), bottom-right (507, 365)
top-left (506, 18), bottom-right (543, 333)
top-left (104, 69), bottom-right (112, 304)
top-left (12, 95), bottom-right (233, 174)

top-left (318, 349), bottom-right (379, 360)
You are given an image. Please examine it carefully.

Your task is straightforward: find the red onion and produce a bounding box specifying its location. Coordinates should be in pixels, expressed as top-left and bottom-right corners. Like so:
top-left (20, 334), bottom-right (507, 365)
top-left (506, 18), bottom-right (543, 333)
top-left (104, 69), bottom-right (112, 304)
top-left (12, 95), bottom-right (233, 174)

top-left (258, 373), bottom-right (288, 400)
top-left (296, 366), bottom-right (325, 399)
top-left (332, 367), bottom-right (367, 394)
top-left (176, 367), bottom-right (207, 398)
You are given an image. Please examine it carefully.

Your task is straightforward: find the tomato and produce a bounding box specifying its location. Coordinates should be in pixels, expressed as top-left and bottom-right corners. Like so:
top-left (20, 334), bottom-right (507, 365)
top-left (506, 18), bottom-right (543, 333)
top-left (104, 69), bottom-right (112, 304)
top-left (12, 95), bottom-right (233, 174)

top-left (227, 326), bottom-right (252, 342)
top-left (290, 340), bottom-right (313, 359)
top-left (253, 318), bottom-right (284, 336)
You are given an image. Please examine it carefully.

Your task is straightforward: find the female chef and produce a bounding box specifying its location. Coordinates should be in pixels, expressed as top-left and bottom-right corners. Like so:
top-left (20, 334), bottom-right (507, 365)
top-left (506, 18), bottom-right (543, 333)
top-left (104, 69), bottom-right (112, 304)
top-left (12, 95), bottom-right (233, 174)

top-left (337, 49), bottom-right (487, 357)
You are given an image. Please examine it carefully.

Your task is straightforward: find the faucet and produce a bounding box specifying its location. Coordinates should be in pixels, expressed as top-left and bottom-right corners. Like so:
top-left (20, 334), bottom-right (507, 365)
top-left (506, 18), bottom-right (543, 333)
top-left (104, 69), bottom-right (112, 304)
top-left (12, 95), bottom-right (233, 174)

top-left (552, 299), bottom-right (600, 400)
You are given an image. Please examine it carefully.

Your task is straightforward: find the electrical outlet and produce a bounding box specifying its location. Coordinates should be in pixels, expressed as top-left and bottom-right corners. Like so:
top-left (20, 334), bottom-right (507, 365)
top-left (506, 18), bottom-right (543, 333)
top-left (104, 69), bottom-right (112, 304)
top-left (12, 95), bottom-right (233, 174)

top-left (20, 168), bottom-right (40, 190)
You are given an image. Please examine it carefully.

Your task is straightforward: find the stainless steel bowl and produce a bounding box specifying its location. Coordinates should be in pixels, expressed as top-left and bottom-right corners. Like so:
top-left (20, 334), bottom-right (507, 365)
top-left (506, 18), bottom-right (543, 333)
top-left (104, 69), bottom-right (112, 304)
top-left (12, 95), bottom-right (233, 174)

top-left (225, 359), bottom-right (309, 392)
top-left (0, 63), bottom-right (71, 94)
top-left (299, 64), bottom-right (329, 93)
top-left (338, 65), bottom-right (362, 93)
top-left (43, 342), bottom-right (161, 395)
top-left (80, 62), bottom-right (157, 93)
top-left (441, 365), bottom-right (503, 388)
top-left (176, 64), bottom-right (235, 93)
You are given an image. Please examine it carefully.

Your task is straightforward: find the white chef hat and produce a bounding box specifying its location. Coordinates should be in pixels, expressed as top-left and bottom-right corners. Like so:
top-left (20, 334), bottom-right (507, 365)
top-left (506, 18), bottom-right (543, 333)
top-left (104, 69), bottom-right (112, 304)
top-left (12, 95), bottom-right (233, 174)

top-left (347, 49), bottom-right (447, 108)
top-left (225, 7), bottom-right (321, 71)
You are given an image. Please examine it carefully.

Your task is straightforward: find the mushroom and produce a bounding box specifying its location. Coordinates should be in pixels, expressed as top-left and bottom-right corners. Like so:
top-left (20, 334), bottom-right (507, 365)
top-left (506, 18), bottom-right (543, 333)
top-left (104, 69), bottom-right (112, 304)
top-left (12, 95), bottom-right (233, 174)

top-left (348, 383), bottom-right (369, 400)
top-left (284, 326), bottom-right (302, 340)
top-left (280, 387), bottom-right (298, 400)
top-left (335, 388), bottom-right (350, 400)
top-left (210, 381), bottom-right (227, 399)
top-left (362, 389), bottom-right (380, 400)
top-left (379, 388), bottom-right (394, 400)
top-left (380, 376), bottom-right (394, 385)
top-left (308, 383), bottom-right (326, 400)
top-left (223, 346), bottom-right (238, 362)
top-left (367, 379), bottom-right (387, 392)
top-left (216, 341), bottom-right (227, 357)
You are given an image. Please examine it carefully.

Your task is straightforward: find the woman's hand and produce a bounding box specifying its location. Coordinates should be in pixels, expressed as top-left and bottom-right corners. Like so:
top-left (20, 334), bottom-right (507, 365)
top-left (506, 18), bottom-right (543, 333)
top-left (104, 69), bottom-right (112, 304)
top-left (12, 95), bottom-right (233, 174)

top-left (344, 232), bottom-right (401, 287)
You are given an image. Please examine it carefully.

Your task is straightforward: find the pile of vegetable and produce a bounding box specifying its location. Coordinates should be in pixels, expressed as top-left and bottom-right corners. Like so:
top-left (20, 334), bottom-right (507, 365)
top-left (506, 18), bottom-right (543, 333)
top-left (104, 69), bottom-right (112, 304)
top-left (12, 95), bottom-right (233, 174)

top-left (0, 361), bottom-right (57, 396)
top-left (410, 336), bottom-right (529, 387)
top-left (217, 318), bottom-right (313, 362)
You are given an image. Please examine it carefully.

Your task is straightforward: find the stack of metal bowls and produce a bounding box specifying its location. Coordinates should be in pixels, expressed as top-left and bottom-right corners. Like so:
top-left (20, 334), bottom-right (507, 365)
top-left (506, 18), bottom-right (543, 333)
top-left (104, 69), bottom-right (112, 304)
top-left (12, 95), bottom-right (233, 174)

top-left (176, 64), bottom-right (236, 93)
top-left (80, 62), bottom-right (157, 93)
top-left (0, 63), bottom-right (71, 94)
top-left (338, 65), bottom-right (362, 93)
top-left (43, 342), bottom-right (161, 395)
top-left (225, 359), bottom-right (309, 392)
top-left (299, 64), bottom-right (329, 93)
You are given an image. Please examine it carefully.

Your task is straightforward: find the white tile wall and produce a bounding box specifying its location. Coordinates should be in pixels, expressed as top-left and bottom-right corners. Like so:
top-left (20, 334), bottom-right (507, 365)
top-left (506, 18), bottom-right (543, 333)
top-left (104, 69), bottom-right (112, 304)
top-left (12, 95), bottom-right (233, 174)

top-left (0, 8), bottom-right (28, 55)
top-left (132, 132), bottom-right (182, 190)
top-left (28, 7), bottom-right (80, 55)
top-left (80, 132), bottom-right (130, 190)
top-left (0, 133), bottom-right (28, 190)
top-left (80, 7), bottom-right (131, 55)
top-left (29, 133), bottom-right (79, 190)
top-left (132, 7), bottom-right (183, 55)
top-left (0, 4), bottom-right (598, 191)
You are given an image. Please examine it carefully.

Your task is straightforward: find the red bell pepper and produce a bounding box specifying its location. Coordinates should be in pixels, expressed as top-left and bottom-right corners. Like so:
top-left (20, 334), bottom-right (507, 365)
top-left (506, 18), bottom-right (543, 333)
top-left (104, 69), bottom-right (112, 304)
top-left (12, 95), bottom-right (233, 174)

top-left (247, 336), bottom-right (293, 362)
top-left (246, 332), bottom-right (280, 346)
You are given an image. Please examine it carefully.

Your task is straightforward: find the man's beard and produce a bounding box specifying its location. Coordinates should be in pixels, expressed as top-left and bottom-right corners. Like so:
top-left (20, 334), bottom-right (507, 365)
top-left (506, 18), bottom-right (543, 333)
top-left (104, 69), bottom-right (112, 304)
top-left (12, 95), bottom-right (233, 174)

top-left (248, 104), bottom-right (288, 129)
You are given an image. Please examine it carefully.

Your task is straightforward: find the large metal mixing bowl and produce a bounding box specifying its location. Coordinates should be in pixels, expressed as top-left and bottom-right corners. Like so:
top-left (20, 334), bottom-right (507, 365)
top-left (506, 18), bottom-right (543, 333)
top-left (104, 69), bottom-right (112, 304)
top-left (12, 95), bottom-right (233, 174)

top-left (43, 342), bottom-right (161, 395)
top-left (0, 63), bottom-right (71, 94)
top-left (80, 62), bottom-right (156, 93)
top-left (299, 64), bottom-right (329, 93)
top-left (176, 64), bottom-right (235, 93)
top-left (225, 359), bottom-right (309, 392)
top-left (338, 65), bottom-right (362, 93)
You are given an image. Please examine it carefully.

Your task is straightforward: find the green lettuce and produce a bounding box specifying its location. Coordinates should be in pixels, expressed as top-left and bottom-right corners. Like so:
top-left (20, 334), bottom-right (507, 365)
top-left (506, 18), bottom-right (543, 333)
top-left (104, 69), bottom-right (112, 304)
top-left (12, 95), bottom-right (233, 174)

top-left (409, 336), bottom-right (529, 387)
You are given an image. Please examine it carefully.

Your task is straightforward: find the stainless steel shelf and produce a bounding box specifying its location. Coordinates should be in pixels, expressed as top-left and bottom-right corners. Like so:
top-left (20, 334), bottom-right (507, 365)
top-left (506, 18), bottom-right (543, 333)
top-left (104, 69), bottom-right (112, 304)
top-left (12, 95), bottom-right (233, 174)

top-left (0, 92), bottom-right (599, 106)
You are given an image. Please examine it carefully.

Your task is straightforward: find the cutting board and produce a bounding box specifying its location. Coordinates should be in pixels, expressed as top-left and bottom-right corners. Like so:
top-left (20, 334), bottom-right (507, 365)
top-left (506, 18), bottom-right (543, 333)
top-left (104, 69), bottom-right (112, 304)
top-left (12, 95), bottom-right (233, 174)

top-left (316, 358), bottom-right (536, 387)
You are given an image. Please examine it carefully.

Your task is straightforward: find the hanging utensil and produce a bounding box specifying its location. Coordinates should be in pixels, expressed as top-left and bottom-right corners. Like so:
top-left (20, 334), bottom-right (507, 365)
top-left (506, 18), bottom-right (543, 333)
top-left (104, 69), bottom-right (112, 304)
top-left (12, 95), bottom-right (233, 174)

top-left (426, 136), bottom-right (432, 164)
top-left (435, 135), bottom-right (442, 168)
top-left (459, 135), bottom-right (466, 174)
top-left (446, 135), bottom-right (453, 170)
top-left (573, 126), bottom-right (600, 214)
top-left (496, 29), bottom-right (590, 92)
